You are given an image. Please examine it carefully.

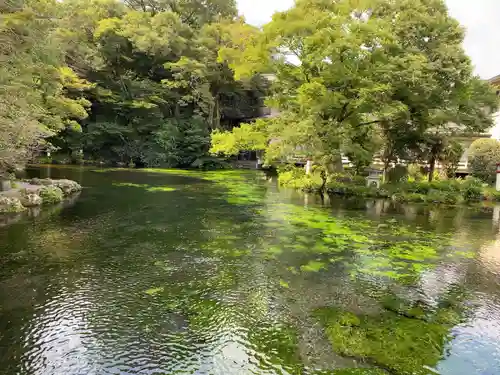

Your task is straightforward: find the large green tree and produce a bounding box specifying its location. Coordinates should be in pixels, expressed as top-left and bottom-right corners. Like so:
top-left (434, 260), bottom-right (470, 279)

top-left (47, 0), bottom-right (267, 167)
top-left (211, 0), bottom-right (497, 178)
top-left (0, 0), bottom-right (91, 175)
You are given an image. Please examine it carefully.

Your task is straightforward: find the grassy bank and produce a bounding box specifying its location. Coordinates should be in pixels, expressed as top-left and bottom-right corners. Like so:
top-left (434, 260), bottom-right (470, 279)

top-left (278, 167), bottom-right (500, 205)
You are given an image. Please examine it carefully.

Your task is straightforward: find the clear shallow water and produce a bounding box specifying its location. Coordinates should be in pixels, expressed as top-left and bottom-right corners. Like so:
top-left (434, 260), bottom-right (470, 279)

top-left (1, 167), bottom-right (500, 374)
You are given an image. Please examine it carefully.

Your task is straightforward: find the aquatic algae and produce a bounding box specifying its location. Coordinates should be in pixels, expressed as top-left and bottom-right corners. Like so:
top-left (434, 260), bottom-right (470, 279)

top-left (315, 307), bottom-right (454, 375)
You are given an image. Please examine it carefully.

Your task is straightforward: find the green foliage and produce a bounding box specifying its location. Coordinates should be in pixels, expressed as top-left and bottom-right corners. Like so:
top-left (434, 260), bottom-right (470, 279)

top-left (215, 0), bottom-right (497, 174)
top-left (482, 187), bottom-right (500, 202)
top-left (210, 121), bottom-right (267, 156)
top-left (33, 0), bottom-right (268, 168)
top-left (278, 167), bottom-right (324, 193)
top-left (316, 307), bottom-right (454, 375)
top-left (441, 141), bottom-right (464, 178)
top-left (468, 138), bottom-right (500, 184)
top-left (39, 186), bottom-right (64, 204)
top-left (461, 177), bottom-right (484, 201)
top-left (190, 156), bottom-right (230, 170)
top-left (425, 190), bottom-right (458, 205)
top-left (0, 0), bottom-right (92, 173)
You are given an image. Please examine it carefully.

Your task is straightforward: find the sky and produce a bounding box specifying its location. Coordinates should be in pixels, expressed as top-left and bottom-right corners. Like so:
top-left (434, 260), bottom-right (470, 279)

top-left (236, 0), bottom-right (500, 80)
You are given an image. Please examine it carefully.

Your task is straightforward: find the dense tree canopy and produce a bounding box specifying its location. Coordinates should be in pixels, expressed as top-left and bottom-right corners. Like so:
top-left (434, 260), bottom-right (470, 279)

top-left (211, 0), bottom-right (498, 179)
top-left (1, 0), bottom-right (498, 175)
top-left (0, 0), bottom-right (92, 174)
top-left (0, 0), bottom-right (268, 171)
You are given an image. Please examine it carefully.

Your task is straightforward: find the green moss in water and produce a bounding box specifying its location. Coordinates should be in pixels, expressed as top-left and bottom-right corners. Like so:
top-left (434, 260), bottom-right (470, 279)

top-left (312, 369), bottom-right (387, 374)
top-left (315, 307), bottom-right (451, 375)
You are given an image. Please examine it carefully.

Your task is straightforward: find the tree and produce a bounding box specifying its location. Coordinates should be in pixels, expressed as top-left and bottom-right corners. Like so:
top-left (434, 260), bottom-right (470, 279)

top-left (440, 140), bottom-right (464, 178)
top-left (123, 0), bottom-right (237, 27)
top-left (0, 0), bottom-right (91, 175)
top-left (45, 0), bottom-right (267, 167)
top-left (468, 138), bottom-right (500, 184)
top-left (371, 0), bottom-right (498, 181)
top-left (212, 0), bottom-right (497, 179)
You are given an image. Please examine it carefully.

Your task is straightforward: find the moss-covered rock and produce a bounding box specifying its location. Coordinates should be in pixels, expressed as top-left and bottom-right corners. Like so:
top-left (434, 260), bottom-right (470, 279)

top-left (0, 196), bottom-right (26, 213)
top-left (19, 192), bottom-right (42, 207)
top-left (52, 179), bottom-right (82, 196)
top-left (39, 186), bottom-right (64, 204)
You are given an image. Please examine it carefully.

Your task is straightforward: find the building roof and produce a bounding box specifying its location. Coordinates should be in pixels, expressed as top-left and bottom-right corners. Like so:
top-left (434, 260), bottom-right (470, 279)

top-left (488, 74), bottom-right (500, 86)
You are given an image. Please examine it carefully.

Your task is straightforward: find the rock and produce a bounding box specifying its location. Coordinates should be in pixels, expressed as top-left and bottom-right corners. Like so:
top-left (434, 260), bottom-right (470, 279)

top-left (0, 180), bottom-right (11, 192)
top-left (30, 178), bottom-right (43, 185)
top-left (39, 186), bottom-right (64, 204)
top-left (0, 196), bottom-right (26, 213)
top-left (40, 178), bottom-right (54, 186)
top-left (19, 192), bottom-right (43, 207)
top-left (52, 179), bottom-right (82, 196)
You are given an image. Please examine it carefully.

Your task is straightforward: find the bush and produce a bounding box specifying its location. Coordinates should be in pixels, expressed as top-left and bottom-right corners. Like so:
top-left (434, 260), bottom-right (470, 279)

top-left (326, 181), bottom-right (370, 196)
top-left (404, 193), bottom-right (426, 202)
top-left (468, 138), bottom-right (500, 184)
top-left (39, 186), bottom-right (64, 204)
top-left (300, 176), bottom-right (324, 192)
top-left (407, 164), bottom-right (425, 182)
top-left (428, 179), bottom-right (462, 192)
top-left (278, 167), bottom-right (323, 192)
top-left (425, 190), bottom-right (458, 204)
top-left (190, 157), bottom-right (230, 170)
top-left (482, 187), bottom-right (500, 201)
top-left (399, 181), bottom-right (431, 194)
top-left (461, 177), bottom-right (484, 201)
top-left (387, 165), bottom-right (408, 183)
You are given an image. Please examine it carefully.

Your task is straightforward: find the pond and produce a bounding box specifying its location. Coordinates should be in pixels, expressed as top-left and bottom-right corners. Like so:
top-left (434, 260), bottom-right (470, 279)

top-left (1, 166), bottom-right (500, 375)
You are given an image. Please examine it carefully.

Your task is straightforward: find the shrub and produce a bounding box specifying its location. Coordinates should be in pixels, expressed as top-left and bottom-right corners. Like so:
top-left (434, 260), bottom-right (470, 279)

top-left (351, 175), bottom-right (367, 186)
top-left (190, 157), bottom-right (230, 170)
top-left (403, 193), bottom-right (425, 203)
top-left (278, 167), bottom-right (323, 192)
top-left (326, 181), bottom-right (370, 196)
top-left (407, 164), bottom-right (425, 182)
top-left (299, 176), bottom-right (324, 192)
top-left (387, 165), bottom-right (408, 183)
top-left (468, 138), bottom-right (500, 183)
top-left (482, 187), bottom-right (500, 201)
top-left (425, 190), bottom-right (458, 204)
top-left (400, 181), bottom-right (431, 194)
top-left (461, 177), bottom-right (484, 201)
top-left (428, 179), bottom-right (462, 192)
top-left (39, 186), bottom-right (64, 204)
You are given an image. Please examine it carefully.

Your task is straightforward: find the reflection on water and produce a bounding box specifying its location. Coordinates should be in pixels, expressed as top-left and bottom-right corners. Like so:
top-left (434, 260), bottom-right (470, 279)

top-left (0, 167), bottom-right (500, 374)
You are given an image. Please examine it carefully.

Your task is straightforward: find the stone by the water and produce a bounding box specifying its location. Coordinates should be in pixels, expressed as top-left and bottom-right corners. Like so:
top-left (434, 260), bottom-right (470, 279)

top-left (0, 196), bottom-right (26, 213)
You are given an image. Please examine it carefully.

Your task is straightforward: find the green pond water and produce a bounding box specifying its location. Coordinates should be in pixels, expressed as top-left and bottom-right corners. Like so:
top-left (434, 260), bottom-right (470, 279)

top-left (1, 166), bottom-right (500, 375)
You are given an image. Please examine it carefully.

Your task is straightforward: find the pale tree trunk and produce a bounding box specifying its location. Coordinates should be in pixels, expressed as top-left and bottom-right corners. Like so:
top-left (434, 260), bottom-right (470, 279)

top-left (305, 160), bottom-right (313, 175)
top-left (383, 160), bottom-right (391, 184)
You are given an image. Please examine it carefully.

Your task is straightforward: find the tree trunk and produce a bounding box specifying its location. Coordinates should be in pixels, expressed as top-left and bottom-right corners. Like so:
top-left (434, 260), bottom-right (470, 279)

top-left (383, 160), bottom-right (391, 183)
top-left (305, 160), bottom-right (312, 175)
top-left (428, 155), bottom-right (436, 182)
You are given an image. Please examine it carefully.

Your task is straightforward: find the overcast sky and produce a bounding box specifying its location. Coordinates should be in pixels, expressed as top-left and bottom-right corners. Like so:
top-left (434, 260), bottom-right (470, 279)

top-left (236, 0), bottom-right (500, 80)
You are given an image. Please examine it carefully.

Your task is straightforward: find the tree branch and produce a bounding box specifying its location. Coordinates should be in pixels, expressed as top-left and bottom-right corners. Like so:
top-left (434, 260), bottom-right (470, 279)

top-left (356, 120), bottom-right (382, 127)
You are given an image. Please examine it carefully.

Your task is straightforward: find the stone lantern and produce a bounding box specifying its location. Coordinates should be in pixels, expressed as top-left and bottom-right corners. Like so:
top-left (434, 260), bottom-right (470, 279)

top-left (366, 168), bottom-right (383, 188)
